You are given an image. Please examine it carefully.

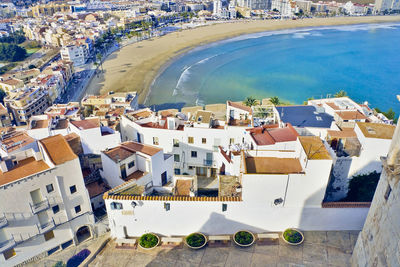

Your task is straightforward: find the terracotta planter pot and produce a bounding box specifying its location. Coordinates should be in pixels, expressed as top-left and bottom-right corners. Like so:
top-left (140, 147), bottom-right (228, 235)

top-left (138, 233), bottom-right (160, 250)
top-left (282, 228), bottom-right (304, 245)
top-left (233, 230), bottom-right (255, 247)
top-left (185, 232), bottom-right (207, 249)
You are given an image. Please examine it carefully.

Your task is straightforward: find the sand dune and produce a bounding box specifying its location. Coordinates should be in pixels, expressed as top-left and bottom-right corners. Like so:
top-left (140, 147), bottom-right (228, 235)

top-left (85, 16), bottom-right (400, 103)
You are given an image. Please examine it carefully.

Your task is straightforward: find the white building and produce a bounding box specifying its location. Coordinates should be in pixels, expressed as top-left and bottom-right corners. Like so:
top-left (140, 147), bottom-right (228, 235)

top-left (100, 141), bottom-right (173, 189)
top-left (60, 44), bottom-right (89, 67)
top-left (69, 118), bottom-right (121, 155)
top-left (0, 135), bottom-right (94, 266)
top-left (374, 0), bottom-right (400, 12)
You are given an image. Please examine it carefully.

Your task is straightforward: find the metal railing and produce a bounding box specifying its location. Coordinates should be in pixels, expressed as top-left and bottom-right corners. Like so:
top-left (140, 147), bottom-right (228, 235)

top-left (37, 218), bottom-right (56, 234)
top-left (30, 198), bottom-right (50, 214)
top-left (0, 214), bottom-right (8, 229)
top-left (203, 159), bottom-right (214, 166)
top-left (0, 237), bottom-right (15, 253)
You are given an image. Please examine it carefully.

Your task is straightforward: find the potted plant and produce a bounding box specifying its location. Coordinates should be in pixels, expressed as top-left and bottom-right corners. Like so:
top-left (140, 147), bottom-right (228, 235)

top-left (282, 228), bottom-right (304, 245)
top-left (185, 232), bottom-right (207, 249)
top-left (233, 230), bottom-right (255, 247)
top-left (138, 233), bottom-right (160, 249)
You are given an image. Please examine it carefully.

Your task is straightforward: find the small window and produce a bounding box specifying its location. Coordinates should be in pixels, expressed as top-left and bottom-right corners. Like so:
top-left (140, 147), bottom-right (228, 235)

top-left (74, 205), bottom-right (81, 213)
top-left (46, 184), bottom-right (54, 193)
top-left (384, 184), bottom-right (392, 200)
top-left (110, 202), bottom-right (123, 210)
top-left (174, 168), bottom-right (180, 175)
top-left (3, 248), bottom-right (16, 260)
top-left (128, 161), bottom-right (135, 168)
top-left (316, 116), bottom-right (322, 121)
top-left (188, 137), bottom-right (194, 144)
top-left (230, 138), bottom-right (234, 145)
top-left (44, 230), bottom-right (55, 241)
top-left (173, 139), bottom-right (179, 147)
top-left (164, 202), bottom-right (170, 211)
top-left (52, 205), bottom-right (60, 214)
top-left (174, 154), bottom-right (180, 162)
top-left (189, 166), bottom-right (194, 170)
top-left (153, 137), bottom-right (159, 145)
top-left (202, 138), bottom-right (207, 144)
top-left (222, 203), bottom-right (227, 212)
top-left (191, 151), bottom-right (197, 158)
top-left (70, 185), bottom-right (77, 194)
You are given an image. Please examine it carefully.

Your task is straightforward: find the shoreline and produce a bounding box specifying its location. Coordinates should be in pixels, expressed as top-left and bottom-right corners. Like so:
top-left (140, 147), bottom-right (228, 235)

top-left (84, 16), bottom-right (400, 104)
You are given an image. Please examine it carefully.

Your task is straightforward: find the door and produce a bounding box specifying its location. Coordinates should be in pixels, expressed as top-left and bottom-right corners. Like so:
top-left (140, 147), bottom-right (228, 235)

top-left (229, 109), bottom-right (234, 120)
top-left (137, 133), bottom-right (141, 143)
top-left (120, 164), bottom-right (127, 180)
top-left (161, 171), bottom-right (167, 186)
top-left (206, 153), bottom-right (213, 166)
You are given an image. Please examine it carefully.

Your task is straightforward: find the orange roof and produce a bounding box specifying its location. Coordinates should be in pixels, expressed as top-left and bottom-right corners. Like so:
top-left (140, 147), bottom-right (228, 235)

top-left (103, 146), bottom-right (134, 162)
top-left (299, 136), bottom-right (331, 160)
top-left (175, 179), bottom-right (192, 196)
top-left (335, 111), bottom-right (367, 121)
top-left (0, 131), bottom-right (35, 153)
top-left (245, 157), bottom-right (303, 174)
top-left (227, 101), bottom-right (252, 113)
top-left (86, 180), bottom-right (110, 198)
top-left (31, 119), bottom-right (49, 129)
top-left (0, 78), bottom-right (22, 86)
top-left (39, 134), bottom-right (77, 165)
top-left (248, 124), bottom-right (298, 146)
top-left (70, 118), bottom-right (100, 130)
top-left (0, 157), bottom-right (50, 186)
top-left (121, 141), bottom-right (162, 156)
top-left (327, 129), bottom-right (357, 138)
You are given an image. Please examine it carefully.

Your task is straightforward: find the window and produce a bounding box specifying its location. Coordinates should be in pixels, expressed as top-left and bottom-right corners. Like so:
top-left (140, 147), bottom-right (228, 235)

top-left (164, 202), bottom-right (170, 211)
top-left (174, 154), bottom-right (180, 162)
top-left (174, 168), bottom-right (181, 175)
top-left (74, 205), bottom-right (81, 213)
top-left (52, 205), bottom-right (60, 214)
top-left (46, 184), bottom-right (54, 193)
top-left (3, 248), bottom-right (16, 260)
top-left (70, 185), bottom-right (77, 194)
top-left (202, 138), bottom-right (207, 144)
top-left (173, 139), bottom-right (179, 147)
top-left (153, 137), bottom-right (159, 145)
top-left (188, 137), bottom-right (194, 144)
top-left (110, 202), bottom-right (123, 210)
top-left (191, 151), bottom-right (197, 158)
top-left (384, 184), bottom-right (392, 200)
top-left (128, 161), bottom-right (135, 168)
top-left (44, 230), bottom-right (55, 241)
top-left (222, 203), bottom-right (227, 212)
top-left (230, 138), bottom-right (235, 145)
top-left (189, 166), bottom-right (194, 170)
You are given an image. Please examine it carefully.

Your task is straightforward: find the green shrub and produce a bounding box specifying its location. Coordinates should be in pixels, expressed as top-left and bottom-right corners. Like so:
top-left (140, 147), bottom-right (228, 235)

top-left (186, 233), bottom-right (206, 248)
top-left (53, 261), bottom-right (66, 267)
top-left (342, 171), bottom-right (380, 202)
top-left (283, 229), bottom-right (303, 244)
top-left (234, 231), bottom-right (254, 245)
top-left (139, 233), bottom-right (159, 248)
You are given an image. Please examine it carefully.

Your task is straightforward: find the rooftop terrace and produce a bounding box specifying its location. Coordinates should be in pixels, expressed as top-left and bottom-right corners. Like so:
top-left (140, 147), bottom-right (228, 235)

top-left (244, 157), bottom-right (303, 174)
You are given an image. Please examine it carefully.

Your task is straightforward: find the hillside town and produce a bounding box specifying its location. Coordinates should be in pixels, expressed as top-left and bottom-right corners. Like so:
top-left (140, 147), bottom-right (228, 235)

top-left (0, 1), bottom-right (399, 267)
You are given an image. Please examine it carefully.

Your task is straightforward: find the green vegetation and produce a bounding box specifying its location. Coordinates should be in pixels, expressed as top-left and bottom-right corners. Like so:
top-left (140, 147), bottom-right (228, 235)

top-left (186, 233), bottom-right (206, 248)
top-left (283, 229), bottom-right (303, 244)
top-left (139, 233), bottom-right (159, 248)
top-left (0, 30), bottom-right (26, 44)
top-left (244, 96), bottom-right (257, 107)
top-left (234, 231), bottom-right (254, 245)
top-left (270, 96), bottom-right (280, 106)
top-left (0, 62), bottom-right (17, 75)
top-left (53, 261), bottom-right (66, 267)
top-left (342, 171), bottom-right (380, 202)
top-left (0, 89), bottom-right (6, 104)
top-left (375, 107), bottom-right (397, 123)
top-left (0, 43), bottom-right (27, 62)
top-left (334, 90), bottom-right (347, 97)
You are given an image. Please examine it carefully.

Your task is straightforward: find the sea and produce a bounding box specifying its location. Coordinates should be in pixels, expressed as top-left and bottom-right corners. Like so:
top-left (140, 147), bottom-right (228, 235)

top-left (146, 23), bottom-right (400, 114)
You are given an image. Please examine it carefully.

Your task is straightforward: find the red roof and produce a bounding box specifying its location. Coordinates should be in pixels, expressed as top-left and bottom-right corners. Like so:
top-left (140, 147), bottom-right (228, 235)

top-left (248, 124), bottom-right (298, 146)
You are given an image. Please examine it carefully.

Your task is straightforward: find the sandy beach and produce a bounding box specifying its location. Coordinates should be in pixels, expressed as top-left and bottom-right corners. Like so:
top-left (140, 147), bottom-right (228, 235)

top-left (85, 16), bottom-right (400, 103)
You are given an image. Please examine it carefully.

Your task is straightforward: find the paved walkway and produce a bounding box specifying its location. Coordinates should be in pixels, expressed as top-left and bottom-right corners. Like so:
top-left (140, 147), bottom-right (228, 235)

top-left (89, 231), bottom-right (359, 267)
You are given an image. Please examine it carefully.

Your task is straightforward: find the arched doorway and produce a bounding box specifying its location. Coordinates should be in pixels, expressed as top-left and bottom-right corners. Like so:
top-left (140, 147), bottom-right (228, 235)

top-left (76, 226), bottom-right (91, 244)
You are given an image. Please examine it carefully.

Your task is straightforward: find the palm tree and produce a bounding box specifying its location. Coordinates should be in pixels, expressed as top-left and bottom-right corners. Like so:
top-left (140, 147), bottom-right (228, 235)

top-left (270, 96), bottom-right (280, 106)
top-left (334, 90), bottom-right (347, 97)
top-left (244, 96), bottom-right (257, 107)
top-left (96, 53), bottom-right (103, 72)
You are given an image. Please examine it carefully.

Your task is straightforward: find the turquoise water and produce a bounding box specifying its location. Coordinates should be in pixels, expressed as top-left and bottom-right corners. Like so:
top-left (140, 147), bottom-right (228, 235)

top-left (147, 23), bottom-right (400, 114)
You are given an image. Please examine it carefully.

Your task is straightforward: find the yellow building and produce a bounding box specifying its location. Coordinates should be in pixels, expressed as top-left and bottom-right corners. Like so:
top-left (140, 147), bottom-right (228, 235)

top-left (31, 3), bottom-right (70, 17)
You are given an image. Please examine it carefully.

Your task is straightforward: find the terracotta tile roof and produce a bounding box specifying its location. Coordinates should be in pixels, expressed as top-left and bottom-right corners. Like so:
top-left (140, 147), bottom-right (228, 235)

top-left (128, 110), bottom-right (152, 120)
top-left (327, 129), bottom-right (357, 138)
top-left (356, 122), bottom-right (395, 140)
top-left (70, 118), bottom-right (100, 130)
top-left (121, 141), bottom-right (162, 156)
top-left (325, 102), bottom-right (341, 110)
top-left (103, 146), bottom-right (134, 163)
top-left (64, 132), bottom-right (79, 141)
top-left (219, 146), bottom-right (232, 163)
top-left (0, 131), bottom-right (35, 153)
top-left (39, 134), bottom-right (78, 165)
top-left (86, 180), bottom-right (111, 198)
top-left (335, 111), bottom-right (367, 121)
top-left (227, 101), bottom-right (252, 113)
top-left (0, 157), bottom-right (50, 186)
top-left (0, 78), bottom-right (22, 86)
top-left (124, 170), bottom-right (146, 181)
top-left (299, 136), bottom-right (331, 160)
top-left (248, 124), bottom-right (298, 146)
top-left (245, 157), bottom-right (303, 174)
top-left (175, 179), bottom-right (192, 196)
top-left (31, 119), bottom-right (49, 129)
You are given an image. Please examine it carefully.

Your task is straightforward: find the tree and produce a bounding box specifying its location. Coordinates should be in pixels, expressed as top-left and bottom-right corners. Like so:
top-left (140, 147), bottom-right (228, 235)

top-left (334, 90), bottom-right (347, 97)
top-left (244, 96), bottom-right (257, 107)
top-left (0, 43), bottom-right (27, 62)
top-left (0, 89), bottom-right (6, 104)
top-left (96, 53), bottom-right (103, 72)
top-left (270, 96), bottom-right (280, 106)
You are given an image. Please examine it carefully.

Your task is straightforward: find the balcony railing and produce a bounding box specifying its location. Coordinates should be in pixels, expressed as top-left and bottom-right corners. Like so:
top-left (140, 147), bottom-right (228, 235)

top-left (37, 218), bottom-right (56, 234)
top-left (0, 215), bottom-right (8, 229)
top-left (203, 159), bottom-right (214, 166)
top-left (0, 237), bottom-right (16, 253)
top-left (30, 198), bottom-right (50, 214)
